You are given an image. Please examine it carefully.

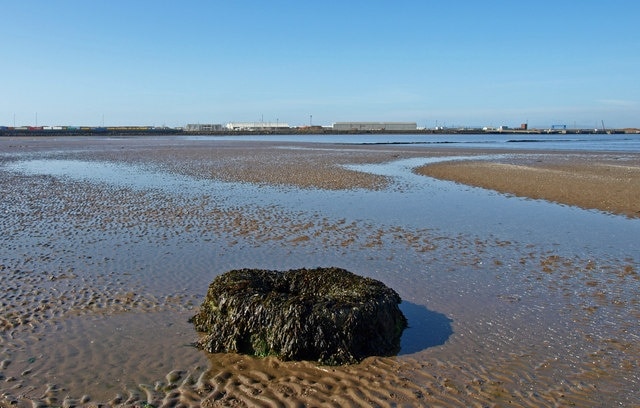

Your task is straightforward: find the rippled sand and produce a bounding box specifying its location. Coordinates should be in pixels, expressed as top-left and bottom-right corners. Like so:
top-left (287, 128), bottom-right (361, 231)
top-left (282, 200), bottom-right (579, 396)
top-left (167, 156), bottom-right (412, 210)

top-left (1, 136), bottom-right (638, 407)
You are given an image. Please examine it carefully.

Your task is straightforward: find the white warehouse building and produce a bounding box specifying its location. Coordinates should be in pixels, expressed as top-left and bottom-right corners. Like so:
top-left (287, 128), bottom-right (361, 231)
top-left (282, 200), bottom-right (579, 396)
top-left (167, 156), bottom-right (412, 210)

top-left (225, 122), bottom-right (290, 131)
top-left (332, 122), bottom-right (417, 131)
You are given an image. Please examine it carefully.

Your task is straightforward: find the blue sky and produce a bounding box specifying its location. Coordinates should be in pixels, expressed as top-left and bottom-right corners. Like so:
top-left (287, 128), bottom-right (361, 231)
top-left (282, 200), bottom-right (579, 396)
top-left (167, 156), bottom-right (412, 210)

top-left (2, 1), bottom-right (639, 128)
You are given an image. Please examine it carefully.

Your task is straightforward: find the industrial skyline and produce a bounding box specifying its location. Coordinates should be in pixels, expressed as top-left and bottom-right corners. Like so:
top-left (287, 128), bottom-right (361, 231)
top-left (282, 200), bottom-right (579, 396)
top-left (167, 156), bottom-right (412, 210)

top-left (0, 109), bottom-right (625, 133)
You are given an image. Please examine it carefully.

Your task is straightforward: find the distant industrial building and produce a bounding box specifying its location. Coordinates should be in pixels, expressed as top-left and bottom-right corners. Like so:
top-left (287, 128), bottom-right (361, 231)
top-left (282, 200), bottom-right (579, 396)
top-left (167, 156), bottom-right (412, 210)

top-left (332, 122), bottom-right (417, 131)
top-left (185, 123), bottom-right (223, 132)
top-left (225, 122), bottom-right (290, 131)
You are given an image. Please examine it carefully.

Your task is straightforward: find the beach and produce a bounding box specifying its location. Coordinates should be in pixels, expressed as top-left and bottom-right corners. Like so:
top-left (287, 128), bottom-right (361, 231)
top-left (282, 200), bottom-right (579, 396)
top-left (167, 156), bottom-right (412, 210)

top-left (1, 136), bottom-right (638, 407)
top-left (415, 153), bottom-right (640, 218)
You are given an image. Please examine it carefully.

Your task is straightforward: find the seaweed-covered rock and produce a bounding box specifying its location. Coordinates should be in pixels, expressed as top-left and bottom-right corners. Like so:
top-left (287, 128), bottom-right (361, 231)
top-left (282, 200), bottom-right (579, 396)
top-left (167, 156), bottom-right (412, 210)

top-left (190, 267), bottom-right (407, 365)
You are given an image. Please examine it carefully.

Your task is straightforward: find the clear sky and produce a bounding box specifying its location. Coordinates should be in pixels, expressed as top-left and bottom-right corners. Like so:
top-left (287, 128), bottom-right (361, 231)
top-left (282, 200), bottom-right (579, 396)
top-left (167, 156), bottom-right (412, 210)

top-left (2, 1), bottom-right (639, 128)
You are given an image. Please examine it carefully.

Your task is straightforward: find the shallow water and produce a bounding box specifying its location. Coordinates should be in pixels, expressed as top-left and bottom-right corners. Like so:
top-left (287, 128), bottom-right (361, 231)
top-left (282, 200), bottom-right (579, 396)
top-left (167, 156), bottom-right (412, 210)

top-left (1, 139), bottom-right (639, 406)
top-left (186, 132), bottom-right (640, 152)
top-left (8, 156), bottom-right (638, 259)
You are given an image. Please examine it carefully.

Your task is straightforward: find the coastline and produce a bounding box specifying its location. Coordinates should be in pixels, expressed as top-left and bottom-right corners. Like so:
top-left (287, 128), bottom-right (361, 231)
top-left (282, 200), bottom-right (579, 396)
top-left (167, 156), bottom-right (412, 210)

top-left (1, 127), bottom-right (637, 137)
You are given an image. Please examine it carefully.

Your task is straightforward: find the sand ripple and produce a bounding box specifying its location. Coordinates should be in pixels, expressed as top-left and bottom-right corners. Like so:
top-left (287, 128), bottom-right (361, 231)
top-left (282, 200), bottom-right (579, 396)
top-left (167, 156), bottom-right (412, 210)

top-left (1, 138), bottom-right (638, 407)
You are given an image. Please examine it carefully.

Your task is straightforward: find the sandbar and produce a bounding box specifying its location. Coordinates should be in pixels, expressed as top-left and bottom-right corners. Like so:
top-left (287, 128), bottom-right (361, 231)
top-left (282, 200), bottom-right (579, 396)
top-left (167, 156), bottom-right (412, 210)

top-left (415, 152), bottom-right (640, 218)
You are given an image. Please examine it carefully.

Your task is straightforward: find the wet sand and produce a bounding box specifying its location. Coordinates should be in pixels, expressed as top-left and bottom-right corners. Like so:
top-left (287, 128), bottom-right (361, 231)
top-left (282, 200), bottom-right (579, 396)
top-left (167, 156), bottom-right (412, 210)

top-left (1, 136), bottom-right (639, 407)
top-left (415, 153), bottom-right (640, 218)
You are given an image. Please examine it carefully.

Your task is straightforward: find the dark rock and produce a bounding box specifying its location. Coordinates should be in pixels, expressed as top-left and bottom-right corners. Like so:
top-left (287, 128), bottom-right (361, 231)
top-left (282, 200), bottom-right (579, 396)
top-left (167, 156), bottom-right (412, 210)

top-left (190, 267), bottom-right (407, 365)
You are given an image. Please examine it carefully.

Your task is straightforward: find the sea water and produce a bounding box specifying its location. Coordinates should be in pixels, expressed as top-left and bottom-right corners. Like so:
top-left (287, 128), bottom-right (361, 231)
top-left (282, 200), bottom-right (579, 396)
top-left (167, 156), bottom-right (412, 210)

top-left (183, 132), bottom-right (640, 152)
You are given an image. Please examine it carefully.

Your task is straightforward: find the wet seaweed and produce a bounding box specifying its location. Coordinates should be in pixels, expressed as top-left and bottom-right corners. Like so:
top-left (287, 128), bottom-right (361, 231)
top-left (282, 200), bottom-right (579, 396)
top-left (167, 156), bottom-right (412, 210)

top-left (190, 267), bottom-right (407, 365)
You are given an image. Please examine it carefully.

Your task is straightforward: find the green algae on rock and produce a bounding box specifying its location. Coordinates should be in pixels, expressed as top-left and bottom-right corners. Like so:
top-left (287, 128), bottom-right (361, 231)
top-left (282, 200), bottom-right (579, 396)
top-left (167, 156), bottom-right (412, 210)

top-left (190, 267), bottom-right (407, 365)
